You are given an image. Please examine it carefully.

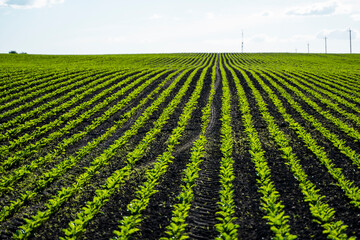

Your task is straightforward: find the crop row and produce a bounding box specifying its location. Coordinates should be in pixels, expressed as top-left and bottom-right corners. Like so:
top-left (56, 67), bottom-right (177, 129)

top-left (0, 70), bottom-right (177, 194)
top-left (1, 53), bottom-right (359, 239)
top-left (224, 56), bottom-right (297, 239)
top-left (227, 55), bottom-right (354, 239)
top-left (0, 67), bottom-right (182, 222)
top-left (11, 57), bottom-right (211, 239)
top-left (0, 71), bottom-right (73, 99)
top-left (0, 69), bottom-right (167, 171)
top-left (281, 70), bottom-right (360, 124)
top-left (0, 71), bottom-right (103, 119)
top-left (162, 55), bottom-right (218, 240)
top-left (0, 70), bottom-right (130, 139)
top-left (110, 56), bottom-right (213, 240)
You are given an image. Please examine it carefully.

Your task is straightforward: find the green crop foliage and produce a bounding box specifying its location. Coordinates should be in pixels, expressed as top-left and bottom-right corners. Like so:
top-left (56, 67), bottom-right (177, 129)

top-left (0, 53), bottom-right (359, 240)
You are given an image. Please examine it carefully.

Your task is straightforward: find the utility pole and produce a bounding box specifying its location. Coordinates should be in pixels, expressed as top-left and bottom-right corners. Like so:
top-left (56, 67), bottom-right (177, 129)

top-left (307, 43), bottom-right (309, 53)
top-left (325, 36), bottom-right (327, 54)
top-left (349, 28), bottom-right (352, 54)
top-left (241, 30), bottom-right (244, 53)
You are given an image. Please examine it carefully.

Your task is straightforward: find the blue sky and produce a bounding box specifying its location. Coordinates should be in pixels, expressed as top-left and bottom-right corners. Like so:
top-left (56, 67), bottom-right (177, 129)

top-left (1, 0), bottom-right (359, 54)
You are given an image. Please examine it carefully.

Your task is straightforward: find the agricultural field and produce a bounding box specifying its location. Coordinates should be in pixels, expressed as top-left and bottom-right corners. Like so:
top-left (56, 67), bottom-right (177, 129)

top-left (0, 52), bottom-right (360, 239)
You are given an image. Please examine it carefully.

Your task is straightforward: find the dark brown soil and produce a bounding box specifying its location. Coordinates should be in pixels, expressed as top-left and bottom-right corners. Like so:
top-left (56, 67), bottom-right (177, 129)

top-left (1, 53), bottom-right (360, 240)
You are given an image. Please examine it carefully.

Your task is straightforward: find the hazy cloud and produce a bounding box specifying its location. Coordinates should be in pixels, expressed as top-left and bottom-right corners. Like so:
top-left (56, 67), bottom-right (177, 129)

top-left (248, 34), bottom-right (314, 44)
top-left (107, 36), bottom-right (128, 43)
top-left (317, 29), bottom-right (356, 39)
top-left (289, 34), bottom-right (315, 42)
top-left (204, 38), bottom-right (241, 46)
top-left (206, 12), bottom-right (215, 19)
top-left (261, 11), bottom-right (271, 17)
top-left (287, 1), bottom-right (338, 16)
top-left (351, 14), bottom-right (360, 21)
top-left (249, 34), bottom-right (278, 43)
top-left (149, 14), bottom-right (161, 20)
top-left (0, 0), bottom-right (64, 9)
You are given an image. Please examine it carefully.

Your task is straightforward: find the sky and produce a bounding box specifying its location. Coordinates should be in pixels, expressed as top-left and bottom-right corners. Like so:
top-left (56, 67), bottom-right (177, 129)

top-left (0, 0), bottom-right (359, 54)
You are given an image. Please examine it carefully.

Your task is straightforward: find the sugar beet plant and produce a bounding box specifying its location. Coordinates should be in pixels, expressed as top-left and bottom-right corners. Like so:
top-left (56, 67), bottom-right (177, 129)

top-left (1, 53), bottom-right (360, 239)
top-left (110, 56), bottom-right (214, 240)
top-left (227, 55), bottom-right (354, 239)
top-left (161, 55), bottom-right (217, 239)
top-left (223, 58), bottom-right (297, 240)
top-left (11, 57), bottom-right (210, 239)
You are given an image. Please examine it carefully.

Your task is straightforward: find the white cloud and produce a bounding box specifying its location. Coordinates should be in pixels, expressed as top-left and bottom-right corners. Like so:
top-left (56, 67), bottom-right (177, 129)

top-left (351, 14), bottom-right (360, 21)
top-left (317, 28), bottom-right (357, 39)
top-left (203, 38), bottom-right (241, 46)
top-left (249, 34), bottom-right (278, 43)
top-left (260, 11), bottom-right (272, 17)
top-left (0, 0), bottom-right (64, 9)
top-left (289, 34), bottom-right (315, 42)
top-left (107, 36), bottom-right (128, 43)
top-left (185, 9), bottom-right (194, 15)
top-left (206, 12), bottom-right (215, 20)
top-left (149, 14), bottom-right (161, 20)
top-left (287, 1), bottom-right (339, 16)
top-left (247, 34), bottom-right (315, 44)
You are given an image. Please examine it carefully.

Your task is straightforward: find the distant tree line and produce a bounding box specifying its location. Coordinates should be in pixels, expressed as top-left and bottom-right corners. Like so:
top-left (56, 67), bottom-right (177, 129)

top-left (9, 51), bottom-right (27, 54)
